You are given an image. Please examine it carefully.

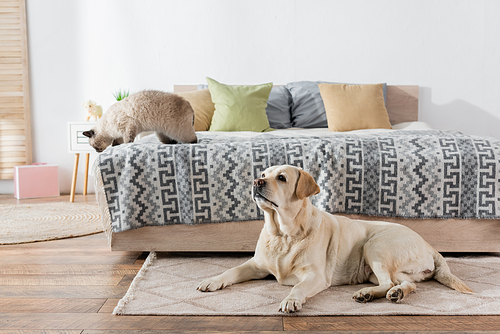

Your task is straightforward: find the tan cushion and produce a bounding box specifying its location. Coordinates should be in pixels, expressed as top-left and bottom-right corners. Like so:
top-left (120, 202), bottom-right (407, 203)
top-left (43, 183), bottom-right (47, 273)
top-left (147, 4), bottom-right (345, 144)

top-left (318, 83), bottom-right (392, 132)
top-left (177, 89), bottom-right (215, 131)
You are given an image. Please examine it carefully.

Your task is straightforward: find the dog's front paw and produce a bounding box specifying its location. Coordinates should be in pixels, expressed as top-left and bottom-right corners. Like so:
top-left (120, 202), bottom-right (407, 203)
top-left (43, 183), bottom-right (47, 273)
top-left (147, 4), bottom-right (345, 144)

top-left (387, 287), bottom-right (404, 303)
top-left (353, 289), bottom-right (374, 303)
top-left (279, 297), bottom-right (302, 313)
top-left (197, 276), bottom-right (228, 292)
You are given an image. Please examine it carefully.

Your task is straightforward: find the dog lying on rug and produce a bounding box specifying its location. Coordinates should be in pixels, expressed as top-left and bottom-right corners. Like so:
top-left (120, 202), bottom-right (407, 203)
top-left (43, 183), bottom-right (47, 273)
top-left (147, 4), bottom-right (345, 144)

top-left (83, 90), bottom-right (197, 153)
top-left (198, 165), bottom-right (473, 313)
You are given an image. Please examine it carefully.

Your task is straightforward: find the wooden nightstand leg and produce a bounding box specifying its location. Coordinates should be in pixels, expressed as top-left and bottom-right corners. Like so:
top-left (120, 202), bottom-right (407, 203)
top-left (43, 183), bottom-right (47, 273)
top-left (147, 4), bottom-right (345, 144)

top-left (70, 153), bottom-right (79, 202)
top-left (83, 153), bottom-right (90, 195)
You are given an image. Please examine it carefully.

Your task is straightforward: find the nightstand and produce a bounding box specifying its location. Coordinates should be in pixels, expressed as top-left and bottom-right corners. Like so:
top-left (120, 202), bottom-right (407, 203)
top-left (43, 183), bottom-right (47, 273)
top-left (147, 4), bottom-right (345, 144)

top-left (67, 121), bottom-right (96, 202)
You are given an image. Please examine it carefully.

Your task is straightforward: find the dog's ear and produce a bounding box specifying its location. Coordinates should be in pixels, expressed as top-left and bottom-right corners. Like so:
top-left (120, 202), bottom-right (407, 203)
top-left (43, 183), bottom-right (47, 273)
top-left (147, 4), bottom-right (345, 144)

top-left (296, 169), bottom-right (320, 199)
top-left (82, 130), bottom-right (94, 138)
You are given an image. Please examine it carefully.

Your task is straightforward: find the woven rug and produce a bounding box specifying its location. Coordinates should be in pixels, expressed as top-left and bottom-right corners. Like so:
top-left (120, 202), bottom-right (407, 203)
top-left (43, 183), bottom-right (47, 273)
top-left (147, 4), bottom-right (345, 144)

top-left (0, 202), bottom-right (103, 244)
top-left (114, 252), bottom-right (500, 316)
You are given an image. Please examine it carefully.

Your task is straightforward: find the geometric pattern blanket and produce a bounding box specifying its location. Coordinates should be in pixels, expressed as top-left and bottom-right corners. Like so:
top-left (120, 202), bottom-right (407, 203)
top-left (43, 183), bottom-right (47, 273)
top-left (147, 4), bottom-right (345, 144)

top-left (96, 130), bottom-right (500, 233)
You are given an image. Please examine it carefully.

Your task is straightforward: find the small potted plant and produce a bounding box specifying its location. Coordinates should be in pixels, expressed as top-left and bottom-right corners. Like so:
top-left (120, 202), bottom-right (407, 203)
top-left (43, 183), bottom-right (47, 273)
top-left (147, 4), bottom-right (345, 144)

top-left (113, 89), bottom-right (130, 101)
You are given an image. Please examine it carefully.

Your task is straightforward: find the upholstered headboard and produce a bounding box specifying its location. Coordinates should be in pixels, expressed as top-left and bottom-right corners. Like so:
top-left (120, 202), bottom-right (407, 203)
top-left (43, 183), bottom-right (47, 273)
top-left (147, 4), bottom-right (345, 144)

top-left (174, 85), bottom-right (419, 125)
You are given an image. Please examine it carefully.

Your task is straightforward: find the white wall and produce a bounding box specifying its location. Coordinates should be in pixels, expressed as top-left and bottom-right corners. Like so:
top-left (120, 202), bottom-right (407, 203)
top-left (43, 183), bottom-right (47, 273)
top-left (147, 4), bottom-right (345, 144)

top-left (1, 0), bottom-right (499, 194)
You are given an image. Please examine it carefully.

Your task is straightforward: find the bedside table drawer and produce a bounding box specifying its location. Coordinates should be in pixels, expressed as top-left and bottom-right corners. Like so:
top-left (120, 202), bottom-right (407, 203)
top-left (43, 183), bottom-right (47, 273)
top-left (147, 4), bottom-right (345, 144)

top-left (67, 122), bottom-right (96, 153)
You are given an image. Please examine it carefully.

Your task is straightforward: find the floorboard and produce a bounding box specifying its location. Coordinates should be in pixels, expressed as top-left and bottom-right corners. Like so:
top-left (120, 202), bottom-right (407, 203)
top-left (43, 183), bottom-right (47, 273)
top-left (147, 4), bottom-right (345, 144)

top-left (0, 247), bottom-right (118, 255)
top-left (0, 331), bottom-right (82, 334)
top-left (284, 315), bottom-right (500, 331)
top-left (0, 255), bottom-right (141, 265)
top-left (1, 194), bottom-right (500, 333)
top-left (0, 274), bottom-right (124, 286)
top-left (0, 314), bottom-right (283, 331)
top-left (0, 264), bottom-right (140, 275)
top-left (0, 286), bottom-right (130, 299)
top-left (81, 332), bottom-right (500, 334)
top-left (98, 299), bottom-right (120, 313)
top-left (0, 298), bottom-right (106, 313)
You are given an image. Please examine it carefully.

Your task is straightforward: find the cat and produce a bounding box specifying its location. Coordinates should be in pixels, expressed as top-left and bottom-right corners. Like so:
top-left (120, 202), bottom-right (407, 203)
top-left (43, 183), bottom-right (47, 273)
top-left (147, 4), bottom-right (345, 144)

top-left (83, 90), bottom-right (197, 152)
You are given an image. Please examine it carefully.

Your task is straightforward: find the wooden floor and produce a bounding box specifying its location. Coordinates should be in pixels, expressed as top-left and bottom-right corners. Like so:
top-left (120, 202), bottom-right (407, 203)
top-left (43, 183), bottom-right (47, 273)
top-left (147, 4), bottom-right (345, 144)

top-left (1, 195), bottom-right (500, 333)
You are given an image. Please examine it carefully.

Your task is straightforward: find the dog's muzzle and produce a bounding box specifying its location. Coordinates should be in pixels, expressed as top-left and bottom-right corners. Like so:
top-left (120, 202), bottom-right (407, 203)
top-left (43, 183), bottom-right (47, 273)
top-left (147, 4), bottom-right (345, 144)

top-left (254, 178), bottom-right (265, 188)
top-left (252, 178), bottom-right (278, 207)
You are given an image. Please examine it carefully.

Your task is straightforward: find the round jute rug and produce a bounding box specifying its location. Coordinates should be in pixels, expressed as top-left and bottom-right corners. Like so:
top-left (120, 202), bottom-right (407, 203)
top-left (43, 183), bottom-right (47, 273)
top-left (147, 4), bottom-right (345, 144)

top-left (0, 202), bottom-right (103, 244)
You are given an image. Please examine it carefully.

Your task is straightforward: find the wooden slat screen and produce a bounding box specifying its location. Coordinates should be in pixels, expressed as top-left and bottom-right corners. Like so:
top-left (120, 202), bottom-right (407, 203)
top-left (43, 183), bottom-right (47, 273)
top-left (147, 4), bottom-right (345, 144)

top-left (0, 0), bottom-right (31, 179)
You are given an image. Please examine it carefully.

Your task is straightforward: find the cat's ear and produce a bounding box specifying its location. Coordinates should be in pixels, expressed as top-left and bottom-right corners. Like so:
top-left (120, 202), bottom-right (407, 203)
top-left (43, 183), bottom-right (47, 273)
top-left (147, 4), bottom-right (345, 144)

top-left (112, 138), bottom-right (123, 146)
top-left (83, 130), bottom-right (94, 138)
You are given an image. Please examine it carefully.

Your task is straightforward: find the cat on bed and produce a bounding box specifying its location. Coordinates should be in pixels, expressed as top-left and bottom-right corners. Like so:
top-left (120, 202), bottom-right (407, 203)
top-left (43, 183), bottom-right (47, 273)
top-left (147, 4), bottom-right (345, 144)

top-left (83, 90), bottom-right (197, 153)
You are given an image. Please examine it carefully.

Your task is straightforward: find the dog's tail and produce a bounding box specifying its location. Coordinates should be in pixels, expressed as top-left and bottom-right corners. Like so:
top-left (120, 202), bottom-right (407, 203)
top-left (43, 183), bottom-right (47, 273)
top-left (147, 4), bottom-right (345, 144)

top-left (432, 251), bottom-right (473, 294)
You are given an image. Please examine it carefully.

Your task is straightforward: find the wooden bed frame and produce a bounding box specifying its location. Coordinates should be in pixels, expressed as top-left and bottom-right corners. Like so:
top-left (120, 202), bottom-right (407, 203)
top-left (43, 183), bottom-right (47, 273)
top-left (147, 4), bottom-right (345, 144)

top-left (107, 85), bottom-right (500, 253)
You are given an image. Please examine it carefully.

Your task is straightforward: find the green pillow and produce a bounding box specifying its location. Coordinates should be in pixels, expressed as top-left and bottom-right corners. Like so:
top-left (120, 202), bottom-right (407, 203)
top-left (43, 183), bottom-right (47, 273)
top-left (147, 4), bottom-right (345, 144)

top-left (207, 77), bottom-right (273, 132)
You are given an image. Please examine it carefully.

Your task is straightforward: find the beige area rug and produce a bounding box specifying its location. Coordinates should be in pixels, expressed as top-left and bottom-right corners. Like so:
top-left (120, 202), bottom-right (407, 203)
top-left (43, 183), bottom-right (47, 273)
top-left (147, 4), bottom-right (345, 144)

top-left (114, 252), bottom-right (500, 316)
top-left (0, 202), bottom-right (103, 244)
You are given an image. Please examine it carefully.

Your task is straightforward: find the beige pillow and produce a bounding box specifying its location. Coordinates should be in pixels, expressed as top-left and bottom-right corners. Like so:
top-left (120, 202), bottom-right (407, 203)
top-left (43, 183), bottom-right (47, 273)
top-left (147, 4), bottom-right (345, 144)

top-left (177, 89), bottom-right (215, 131)
top-left (318, 83), bottom-right (392, 132)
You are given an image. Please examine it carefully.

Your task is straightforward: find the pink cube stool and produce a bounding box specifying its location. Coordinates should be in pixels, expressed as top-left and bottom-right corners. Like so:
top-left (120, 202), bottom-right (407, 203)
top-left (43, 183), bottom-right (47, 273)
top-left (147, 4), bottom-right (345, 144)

top-left (13, 163), bottom-right (60, 199)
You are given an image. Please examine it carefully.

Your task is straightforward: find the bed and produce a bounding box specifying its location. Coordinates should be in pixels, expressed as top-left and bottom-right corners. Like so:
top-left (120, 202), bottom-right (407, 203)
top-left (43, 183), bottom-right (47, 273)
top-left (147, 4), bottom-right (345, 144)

top-left (94, 84), bottom-right (500, 253)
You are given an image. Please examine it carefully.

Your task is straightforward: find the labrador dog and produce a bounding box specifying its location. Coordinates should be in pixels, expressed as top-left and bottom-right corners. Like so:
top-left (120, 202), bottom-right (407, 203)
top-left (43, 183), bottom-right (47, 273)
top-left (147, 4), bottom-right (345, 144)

top-left (197, 165), bottom-right (473, 313)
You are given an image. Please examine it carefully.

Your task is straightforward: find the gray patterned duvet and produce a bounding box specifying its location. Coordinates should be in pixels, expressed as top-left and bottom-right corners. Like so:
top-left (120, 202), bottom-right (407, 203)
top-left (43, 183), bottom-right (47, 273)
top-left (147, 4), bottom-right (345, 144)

top-left (95, 129), bottom-right (500, 234)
